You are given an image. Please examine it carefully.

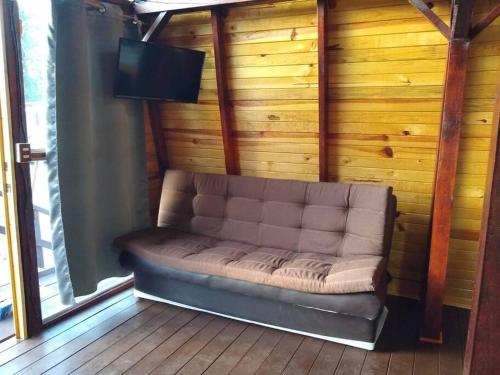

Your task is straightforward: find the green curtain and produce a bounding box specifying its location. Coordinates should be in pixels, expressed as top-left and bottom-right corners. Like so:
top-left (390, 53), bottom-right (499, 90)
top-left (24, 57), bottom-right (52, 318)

top-left (48, 0), bottom-right (150, 300)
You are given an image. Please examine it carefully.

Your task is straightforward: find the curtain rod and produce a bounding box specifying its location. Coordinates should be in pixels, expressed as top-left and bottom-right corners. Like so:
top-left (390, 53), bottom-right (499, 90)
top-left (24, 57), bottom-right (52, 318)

top-left (84, 0), bottom-right (143, 25)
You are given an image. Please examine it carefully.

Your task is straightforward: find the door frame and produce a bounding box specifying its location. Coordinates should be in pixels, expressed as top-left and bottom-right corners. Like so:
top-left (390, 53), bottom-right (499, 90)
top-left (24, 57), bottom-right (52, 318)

top-left (1, 0), bottom-right (43, 337)
top-left (0, 5), bottom-right (28, 339)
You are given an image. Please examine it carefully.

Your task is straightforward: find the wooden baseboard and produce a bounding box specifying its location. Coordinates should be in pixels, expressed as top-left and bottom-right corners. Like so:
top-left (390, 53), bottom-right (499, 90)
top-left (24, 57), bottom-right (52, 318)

top-left (42, 279), bottom-right (134, 330)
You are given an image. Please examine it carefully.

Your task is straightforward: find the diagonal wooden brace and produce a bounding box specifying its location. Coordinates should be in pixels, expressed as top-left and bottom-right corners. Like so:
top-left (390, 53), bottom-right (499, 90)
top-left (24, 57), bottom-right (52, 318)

top-left (470, 4), bottom-right (500, 40)
top-left (408, 0), bottom-right (451, 40)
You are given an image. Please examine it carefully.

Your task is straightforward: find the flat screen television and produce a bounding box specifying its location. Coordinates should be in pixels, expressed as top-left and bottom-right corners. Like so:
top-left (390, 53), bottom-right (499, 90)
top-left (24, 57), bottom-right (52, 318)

top-left (114, 38), bottom-right (205, 103)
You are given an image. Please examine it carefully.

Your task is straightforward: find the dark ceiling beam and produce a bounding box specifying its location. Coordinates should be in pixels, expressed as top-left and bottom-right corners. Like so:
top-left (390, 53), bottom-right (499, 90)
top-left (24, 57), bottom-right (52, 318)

top-left (408, 0), bottom-right (451, 40)
top-left (420, 0), bottom-right (475, 344)
top-left (211, 8), bottom-right (238, 175)
top-left (470, 4), bottom-right (500, 40)
top-left (102, 0), bottom-right (132, 5)
top-left (134, 0), bottom-right (293, 15)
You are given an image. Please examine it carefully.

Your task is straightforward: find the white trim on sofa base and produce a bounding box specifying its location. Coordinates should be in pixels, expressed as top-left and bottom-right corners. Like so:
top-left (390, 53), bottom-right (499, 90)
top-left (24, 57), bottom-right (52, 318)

top-left (134, 289), bottom-right (388, 351)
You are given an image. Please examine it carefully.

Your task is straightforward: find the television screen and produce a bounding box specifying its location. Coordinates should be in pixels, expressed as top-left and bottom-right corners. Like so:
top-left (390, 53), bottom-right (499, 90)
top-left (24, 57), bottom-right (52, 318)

top-left (114, 38), bottom-right (205, 103)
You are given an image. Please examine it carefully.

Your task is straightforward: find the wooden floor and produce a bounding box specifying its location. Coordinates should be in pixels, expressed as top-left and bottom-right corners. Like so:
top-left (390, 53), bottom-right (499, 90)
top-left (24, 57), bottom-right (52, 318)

top-left (0, 271), bottom-right (68, 343)
top-left (0, 270), bottom-right (59, 343)
top-left (0, 288), bottom-right (469, 375)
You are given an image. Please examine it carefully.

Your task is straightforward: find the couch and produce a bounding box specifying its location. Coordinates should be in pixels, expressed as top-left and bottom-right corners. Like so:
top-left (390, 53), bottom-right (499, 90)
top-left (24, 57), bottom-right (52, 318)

top-left (115, 170), bottom-right (397, 350)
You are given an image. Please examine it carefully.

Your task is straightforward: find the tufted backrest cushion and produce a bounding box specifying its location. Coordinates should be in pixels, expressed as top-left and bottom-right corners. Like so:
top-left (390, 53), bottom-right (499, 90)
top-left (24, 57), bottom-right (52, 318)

top-left (158, 170), bottom-right (395, 257)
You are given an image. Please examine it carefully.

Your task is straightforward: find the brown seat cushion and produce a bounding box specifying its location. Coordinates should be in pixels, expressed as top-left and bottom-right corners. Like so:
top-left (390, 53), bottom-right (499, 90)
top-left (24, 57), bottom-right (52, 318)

top-left (115, 227), bottom-right (387, 294)
top-left (157, 170), bottom-right (393, 258)
top-left (116, 170), bottom-right (395, 295)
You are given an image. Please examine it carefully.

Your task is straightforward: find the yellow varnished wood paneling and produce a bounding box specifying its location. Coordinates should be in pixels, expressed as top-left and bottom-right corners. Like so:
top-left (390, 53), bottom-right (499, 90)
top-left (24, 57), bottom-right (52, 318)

top-left (146, 0), bottom-right (500, 309)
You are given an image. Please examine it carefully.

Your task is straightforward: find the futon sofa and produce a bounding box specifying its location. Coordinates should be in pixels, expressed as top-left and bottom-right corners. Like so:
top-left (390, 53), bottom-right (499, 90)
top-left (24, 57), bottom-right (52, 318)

top-left (115, 170), bottom-right (397, 350)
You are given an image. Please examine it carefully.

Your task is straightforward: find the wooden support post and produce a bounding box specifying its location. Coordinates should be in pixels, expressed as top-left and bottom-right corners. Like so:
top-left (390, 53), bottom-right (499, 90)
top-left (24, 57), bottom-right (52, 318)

top-left (141, 12), bottom-right (172, 177)
top-left (420, 0), bottom-right (474, 343)
top-left (211, 8), bottom-right (238, 175)
top-left (317, 0), bottom-right (328, 182)
top-left (464, 79), bottom-right (500, 375)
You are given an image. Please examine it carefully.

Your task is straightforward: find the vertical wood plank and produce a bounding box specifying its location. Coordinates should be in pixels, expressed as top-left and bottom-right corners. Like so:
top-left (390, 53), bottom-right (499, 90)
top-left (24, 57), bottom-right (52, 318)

top-left (421, 0), bottom-right (475, 343)
top-left (317, 0), bottom-right (328, 182)
top-left (211, 8), bottom-right (238, 175)
top-left (464, 77), bottom-right (500, 375)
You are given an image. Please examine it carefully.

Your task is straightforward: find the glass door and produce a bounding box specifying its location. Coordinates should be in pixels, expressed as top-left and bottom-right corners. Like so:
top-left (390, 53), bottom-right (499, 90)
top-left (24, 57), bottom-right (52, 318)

top-left (17, 0), bottom-right (132, 323)
top-left (0, 110), bottom-right (14, 342)
top-left (18, 0), bottom-right (60, 320)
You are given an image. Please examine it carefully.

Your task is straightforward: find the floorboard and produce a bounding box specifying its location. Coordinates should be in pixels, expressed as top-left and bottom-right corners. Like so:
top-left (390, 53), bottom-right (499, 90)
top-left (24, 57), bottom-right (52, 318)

top-left (335, 346), bottom-right (368, 375)
top-left (203, 324), bottom-right (265, 375)
top-left (230, 329), bottom-right (283, 375)
top-left (101, 309), bottom-right (200, 374)
top-left (72, 305), bottom-right (183, 374)
top-left (309, 341), bottom-right (345, 375)
top-left (177, 320), bottom-right (248, 375)
top-left (255, 332), bottom-right (303, 374)
top-left (282, 336), bottom-right (324, 375)
top-left (0, 289), bottom-right (133, 366)
top-left (438, 307), bottom-right (463, 375)
top-left (387, 297), bottom-right (418, 375)
top-left (0, 292), bottom-right (469, 375)
top-left (150, 317), bottom-right (229, 375)
top-left (13, 298), bottom-right (153, 374)
top-left (44, 303), bottom-right (168, 374)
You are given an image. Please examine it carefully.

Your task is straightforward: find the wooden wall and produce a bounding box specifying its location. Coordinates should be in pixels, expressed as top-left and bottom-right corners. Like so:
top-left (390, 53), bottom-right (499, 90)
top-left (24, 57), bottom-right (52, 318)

top-left (145, 0), bottom-right (500, 309)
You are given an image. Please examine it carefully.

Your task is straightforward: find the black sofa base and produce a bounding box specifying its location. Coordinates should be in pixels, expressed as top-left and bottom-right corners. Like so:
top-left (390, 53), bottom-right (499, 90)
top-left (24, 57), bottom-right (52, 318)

top-left (120, 251), bottom-right (388, 350)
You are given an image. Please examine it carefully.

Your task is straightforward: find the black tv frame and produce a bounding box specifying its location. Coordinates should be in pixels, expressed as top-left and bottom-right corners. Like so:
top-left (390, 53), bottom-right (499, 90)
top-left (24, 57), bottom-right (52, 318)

top-left (113, 38), bottom-right (205, 103)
